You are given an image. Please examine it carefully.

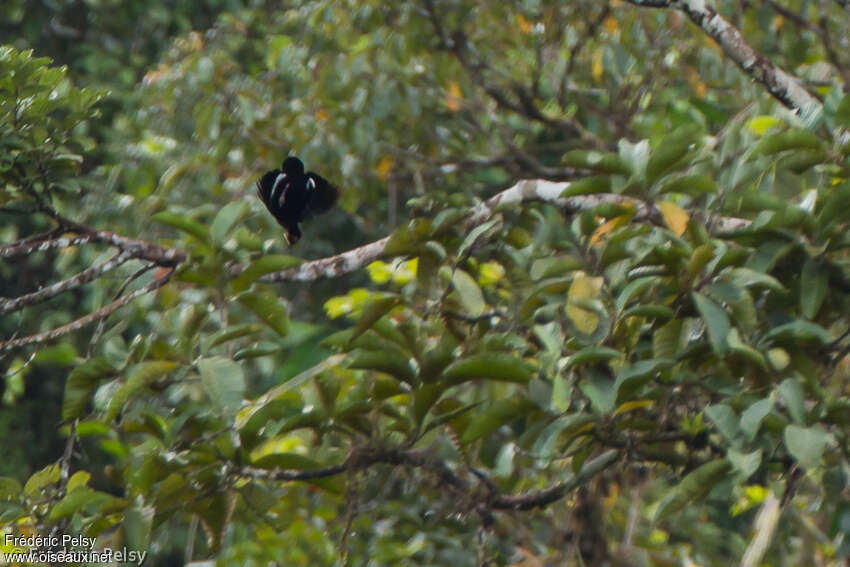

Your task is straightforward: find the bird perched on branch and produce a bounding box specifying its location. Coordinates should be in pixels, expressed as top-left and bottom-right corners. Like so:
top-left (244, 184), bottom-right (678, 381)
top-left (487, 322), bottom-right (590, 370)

top-left (256, 156), bottom-right (339, 244)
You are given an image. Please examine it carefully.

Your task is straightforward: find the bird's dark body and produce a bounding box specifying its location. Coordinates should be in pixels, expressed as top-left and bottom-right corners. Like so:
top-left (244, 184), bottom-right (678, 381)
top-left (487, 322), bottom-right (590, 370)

top-left (256, 156), bottom-right (339, 244)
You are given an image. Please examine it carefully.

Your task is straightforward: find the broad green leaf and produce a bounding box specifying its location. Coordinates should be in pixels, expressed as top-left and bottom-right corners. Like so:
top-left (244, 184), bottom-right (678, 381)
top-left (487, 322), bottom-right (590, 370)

top-left (199, 357), bottom-right (246, 421)
top-left (0, 477), bottom-right (22, 501)
top-left (615, 359), bottom-right (673, 401)
top-left (567, 273), bottom-right (605, 334)
top-left (238, 289), bottom-right (290, 336)
top-left (727, 448), bottom-right (762, 479)
top-left (123, 504), bottom-right (154, 553)
top-left (615, 277), bottom-right (657, 313)
top-left (451, 268), bottom-right (486, 317)
top-left (106, 361), bottom-right (177, 421)
top-left (778, 377), bottom-right (807, 424)
top-left (442, 354), bottom-right (534, 386)
top-left (560, 175), bottom-right (611, 197)
top-left (231, 255), bottom-right (303, 293)
top-left (764, 321), bottom-right (832, 345)
top-left (457, 218), bottom-right (501, 259)
top-left (47, 487), bottom-right (116, 520)
top-left (705, 404), bottom-right (739, 442)
top-left (646, 124), bottom-right (702, 184)
top-left (740, 398), bottom-right (773, 442)
top-left (692, 292), bottom-right (730, 354)
top-left (800, 258), bottom-right (828, 319)
top-left (210, 200), bottom-right (249, 245)
top-left (751, 128), bottom-right (822, 156)
top-left (561, 150), bottom-right (629, 174)
top-left (727, 328), bottom-right (767, 369)
top-left (460, 398), bottom-right (535, 444)
top-left (579, 369), bottom-right (616, 414)
top-left (530, 256), bottom-right (583, 280)
top-left (349, 295), bottom-right (401, 343)
top-left (24, 463), bottom-right (60, 496)
top-left (564, 346), bottom-right (622, 371)
top-left (658, 174), bottom-right (718, 197)
top-left (784, 425), bottom-right (829, 469)
top-left (206, 323), bottom-right (264, 350)
top-left (835, 94), bottom-right (850, 128)
top-left (151, 211), bottom-right (209, 242)
top-left (63, 357), bottom-right (115, 421)
top-left (653, 318), bottom-right (685, 360)
top-left (348, 349), bottom-right (416, 384)
top-left (654, 459), bottom-right (730, 522)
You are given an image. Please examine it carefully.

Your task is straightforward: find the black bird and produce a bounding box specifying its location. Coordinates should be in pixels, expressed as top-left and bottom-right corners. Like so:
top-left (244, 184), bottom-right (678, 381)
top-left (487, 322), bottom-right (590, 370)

top-left (256, 156), bottom-right (340, 244)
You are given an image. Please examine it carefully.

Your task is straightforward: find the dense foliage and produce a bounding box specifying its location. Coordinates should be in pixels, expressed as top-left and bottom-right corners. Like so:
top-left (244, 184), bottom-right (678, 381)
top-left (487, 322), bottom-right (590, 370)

top-left (3, 1), bottom-right (850, 565)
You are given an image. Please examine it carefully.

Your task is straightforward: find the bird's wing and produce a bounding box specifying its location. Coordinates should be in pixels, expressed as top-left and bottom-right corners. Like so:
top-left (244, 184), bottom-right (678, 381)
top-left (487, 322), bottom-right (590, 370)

top-left (304, 172), bottom-right (340, 217)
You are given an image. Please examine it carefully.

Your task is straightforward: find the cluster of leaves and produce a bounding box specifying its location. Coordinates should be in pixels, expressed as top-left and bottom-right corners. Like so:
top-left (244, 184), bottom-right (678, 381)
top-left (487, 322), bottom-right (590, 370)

top-left (3, 0), bottom-right (850, 565)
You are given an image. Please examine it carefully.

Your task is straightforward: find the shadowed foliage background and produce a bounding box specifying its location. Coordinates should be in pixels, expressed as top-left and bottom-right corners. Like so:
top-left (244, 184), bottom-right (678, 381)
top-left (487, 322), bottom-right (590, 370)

top-left (2, 1), bottom-right (850, 565)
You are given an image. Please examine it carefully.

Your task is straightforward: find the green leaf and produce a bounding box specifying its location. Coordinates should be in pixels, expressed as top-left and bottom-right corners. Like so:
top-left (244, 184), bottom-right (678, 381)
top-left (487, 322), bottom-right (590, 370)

top-left (646, 124), bottom-right (702, 184)
top-left (0, 477), bottom-right (22, 501)
top-left (615, 358), bottom-right (672, 401)
top-left (561, 150), bottom-right (629, 174)
top-left (784, 425), bottom-right (829, 469)
top-left (692, 292), bottom-right (730, 354)
top-left (151, 211), bottom-right (209, 242)
top-left (123, 503), bottom-right (153, 553)
top-left (560, 175), bottom-right (611, 197)
top-left (106, 361), bottom-right (177, 421)
top-left (740, 397), bottom-right (773, 442)
top-left (350, 295), bottom-right (401, 343)
top-left (460, 398), bottom-right (535, 444)
top-left (705, 404), bottom-right (739, 442)
top-left (348, 349), bottom-right (416, 384)
top-left (231, 255), bottom-right (303, 293)
top-left (458, 218), bottom-right (501, 259)
top-left (24, 463), bottom-right (60, 496)
top-left (238, 289), bottom-right (290, 336)
top-left (210, 201), bottom-right (249, 246)
top-left (199, 357), bottom-right (246, 421)
top-left (778, 377), bottom-right (806, 424)
top-left (48, 487), bottom-right (117, 520)
top-left (751, 128), bottom-right (822, 156)
top-left (764, 321), bottom-right (832, 345)
top-left (450, 269), bottom-right (486, 317)
top-left (800, 259), bottom-right (828, 319)
top-left (727, 448), bottom-right (762, 479)
top-left (835, 94), bottom-right (850, 129)
top-left (654, 459), bottom-right (731, 522)
top-left (63, 357), bottom-right (115, 421)
top-left (653, 319), bottom-right (685, 360)
top-left (206, 323), bottom-right (264, 350)
top-left (564, 346), bottom-right (622, 371)
top-left (579, 369), bottom-right (616, 414)
top-left (442, 354), bottom-right (535, 386)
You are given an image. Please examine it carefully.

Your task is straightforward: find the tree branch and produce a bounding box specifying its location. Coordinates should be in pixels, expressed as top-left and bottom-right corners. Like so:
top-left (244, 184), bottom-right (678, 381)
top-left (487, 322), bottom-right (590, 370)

top-left (238, 447), bottom-right (619, 512)
top-left (0, 268), bottom-right (175, 352)
top-left (625, 0), bottom-right (822, 114)
top-left (242, 178), bottom-right (748, 283)
top-left (0, 250), bottom-right (134, 315)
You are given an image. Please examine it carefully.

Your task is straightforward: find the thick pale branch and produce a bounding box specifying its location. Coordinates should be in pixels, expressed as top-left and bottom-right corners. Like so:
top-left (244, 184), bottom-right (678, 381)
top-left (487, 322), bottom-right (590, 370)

top-left (626, 0), bottom-right (821, 114)
top-left (253, 179), bottom-right (748, 283)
